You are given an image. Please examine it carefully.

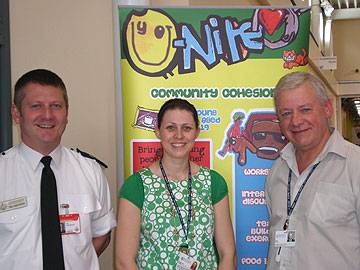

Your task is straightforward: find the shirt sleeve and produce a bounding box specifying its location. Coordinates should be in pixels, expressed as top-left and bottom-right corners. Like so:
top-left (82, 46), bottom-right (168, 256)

top-left (210, 169), bottom-right (228, 205)
top-left (90, 163), bottom-right (117, 237)
top-left (119, 172), bottom-right (144, 209)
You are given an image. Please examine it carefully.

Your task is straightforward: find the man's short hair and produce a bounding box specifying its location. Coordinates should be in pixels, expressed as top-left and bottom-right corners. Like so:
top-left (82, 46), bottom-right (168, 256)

top-left (14, 69), bottom-right (68, 110)
top-left (273, 72), bottom-right (329, 111)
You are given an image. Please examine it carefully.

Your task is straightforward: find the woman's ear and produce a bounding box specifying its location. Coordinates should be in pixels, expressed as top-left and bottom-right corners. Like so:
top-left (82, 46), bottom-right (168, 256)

top-left (195, 127), bottom-right (200, 140)
top-left (155, 127), bottom-right (161, 139)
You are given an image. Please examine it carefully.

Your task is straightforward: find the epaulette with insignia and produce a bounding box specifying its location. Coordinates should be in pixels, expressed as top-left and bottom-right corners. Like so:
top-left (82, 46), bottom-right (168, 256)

top-left (71, 148), bottom-right (108, 168)
top-left (1, 148), bottom-right (11, 156)
top-left (0, 146), bottom-right (16, 157)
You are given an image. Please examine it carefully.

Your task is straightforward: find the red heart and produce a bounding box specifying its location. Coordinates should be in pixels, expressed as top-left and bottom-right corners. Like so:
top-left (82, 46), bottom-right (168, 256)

top-left (258, 9), bottom-right (285, 35)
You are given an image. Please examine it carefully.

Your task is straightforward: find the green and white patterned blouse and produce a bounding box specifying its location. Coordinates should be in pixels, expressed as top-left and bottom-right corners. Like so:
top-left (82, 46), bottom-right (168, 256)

top-left (120, 166), bottom-right (228, 270)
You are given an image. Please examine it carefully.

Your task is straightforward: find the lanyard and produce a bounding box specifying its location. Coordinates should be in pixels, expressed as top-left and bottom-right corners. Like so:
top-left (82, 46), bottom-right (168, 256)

top-left (285, 162), bottom-right (320, 229)
top-left (159, 159), bottom-right (192, 240)
top-left (276, 162), bottom-right (320, 262)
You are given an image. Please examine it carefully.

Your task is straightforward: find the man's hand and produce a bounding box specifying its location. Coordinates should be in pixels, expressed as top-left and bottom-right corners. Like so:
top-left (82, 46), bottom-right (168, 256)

top-left (92, 232), bottom-right (111, 256)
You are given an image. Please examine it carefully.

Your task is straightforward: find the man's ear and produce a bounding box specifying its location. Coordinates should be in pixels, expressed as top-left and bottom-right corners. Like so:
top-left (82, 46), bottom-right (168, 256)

top-left (324, 99), bottom-right (334, 118)
top-left (11, 104), bottom-right (21, 124)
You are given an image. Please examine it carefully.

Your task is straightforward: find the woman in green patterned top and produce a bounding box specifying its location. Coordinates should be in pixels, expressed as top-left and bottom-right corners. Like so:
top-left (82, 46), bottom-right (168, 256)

top-left (115, 99), bottom-right (236, 270)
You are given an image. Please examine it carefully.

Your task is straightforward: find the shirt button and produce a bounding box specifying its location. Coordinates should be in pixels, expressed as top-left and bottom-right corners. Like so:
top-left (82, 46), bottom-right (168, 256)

top-left (11, 216), bottom-right (16, 221)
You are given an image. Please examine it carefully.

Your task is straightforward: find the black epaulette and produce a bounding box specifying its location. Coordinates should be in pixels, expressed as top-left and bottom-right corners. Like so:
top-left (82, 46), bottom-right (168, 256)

top-left (71, 148), bottom-right (108, 168)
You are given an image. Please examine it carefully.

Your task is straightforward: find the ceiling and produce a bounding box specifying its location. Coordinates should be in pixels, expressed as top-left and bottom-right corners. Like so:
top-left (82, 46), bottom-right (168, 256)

top-left (330, 0), bottom-right (360, 9)
top-left (328, 0), bottom-right (360, 19)
top-left (321, 0), bottom-right (360, 83)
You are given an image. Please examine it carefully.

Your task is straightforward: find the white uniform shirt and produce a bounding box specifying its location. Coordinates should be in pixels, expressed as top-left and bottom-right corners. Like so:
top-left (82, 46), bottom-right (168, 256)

top-left (266, 129), bottom-right (360, 270)
top-left (0, 143), bottom-right (116, 270)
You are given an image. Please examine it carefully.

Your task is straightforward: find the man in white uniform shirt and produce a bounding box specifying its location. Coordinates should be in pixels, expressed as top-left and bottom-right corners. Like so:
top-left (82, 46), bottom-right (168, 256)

top-left (266, 71), bottom-right (360, 270)
top-left (0, 69), bottom-right (116, 269)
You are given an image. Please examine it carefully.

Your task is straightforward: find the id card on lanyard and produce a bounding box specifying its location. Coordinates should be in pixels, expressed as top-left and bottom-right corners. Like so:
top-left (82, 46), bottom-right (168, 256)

top-left (176, 252), bottom-right (200, 270)
top-left (275, 162), bottom-right (320, 261)
top-left (59, 203), bottom-right (81, 235)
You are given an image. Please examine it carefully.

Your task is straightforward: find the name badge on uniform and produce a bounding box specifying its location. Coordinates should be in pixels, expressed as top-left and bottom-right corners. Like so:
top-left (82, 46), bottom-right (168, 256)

top-left (274, 230), bottom-right (296, 247)
top-left (176, 252), bottom-right (200, 270)
top-left (0, 196), bottom-right (27, 213)
top-left (59, 213), bottom-right (81, 234)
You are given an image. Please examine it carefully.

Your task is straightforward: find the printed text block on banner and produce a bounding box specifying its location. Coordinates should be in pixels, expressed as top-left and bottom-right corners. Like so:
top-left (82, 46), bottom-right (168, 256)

top-left (131, 139), bottom-right (212, 173)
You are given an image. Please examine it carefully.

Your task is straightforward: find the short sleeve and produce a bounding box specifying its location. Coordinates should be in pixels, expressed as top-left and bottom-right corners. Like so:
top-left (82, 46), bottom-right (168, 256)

top-left (89, 163), bottom-right (117, 237)
top-left (210, 169), bottom-right (228, 205)
top-left (119, 172), bottom-right (144, 209)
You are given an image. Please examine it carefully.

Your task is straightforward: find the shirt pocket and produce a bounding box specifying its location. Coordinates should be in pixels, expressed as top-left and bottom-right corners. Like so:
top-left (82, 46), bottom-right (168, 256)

top-left (59, 194), bottom-right (101, 246)
top-left (61, 194), bottom-right (101, 215)
top-left (308, 182), bottom-right (355, 226)
top-left (0, 196), bottom-right (37, 255)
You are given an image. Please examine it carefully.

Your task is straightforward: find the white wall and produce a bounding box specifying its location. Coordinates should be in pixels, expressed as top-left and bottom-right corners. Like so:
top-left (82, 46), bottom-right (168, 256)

top-left (10, 1), bottom-right (117, 269)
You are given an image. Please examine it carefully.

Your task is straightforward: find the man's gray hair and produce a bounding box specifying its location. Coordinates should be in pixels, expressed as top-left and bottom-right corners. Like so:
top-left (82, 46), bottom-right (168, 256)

top-left (273, 72), bottom-right (329, 111)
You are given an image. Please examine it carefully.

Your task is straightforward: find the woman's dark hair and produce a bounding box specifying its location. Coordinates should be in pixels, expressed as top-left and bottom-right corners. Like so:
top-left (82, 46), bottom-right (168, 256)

top-left (157, 98), bottom-right (199, 128)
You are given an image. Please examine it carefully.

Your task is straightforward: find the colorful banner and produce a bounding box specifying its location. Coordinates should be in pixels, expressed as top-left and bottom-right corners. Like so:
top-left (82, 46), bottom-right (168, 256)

top-left (117, 6), bottom-right (310, 269)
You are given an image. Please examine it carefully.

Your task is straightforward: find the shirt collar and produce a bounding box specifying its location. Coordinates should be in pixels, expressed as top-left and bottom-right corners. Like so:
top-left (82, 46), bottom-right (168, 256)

top-left (280, 143), bottom-right (297, 172)
top-left (19, 143), bottom-right (63, 171)
top-left (49, 145), bottom-right (63, 168)
top-left (280, 128), bottom-right (347, 168)
top-left (324, 128), bottom-right (347, 157)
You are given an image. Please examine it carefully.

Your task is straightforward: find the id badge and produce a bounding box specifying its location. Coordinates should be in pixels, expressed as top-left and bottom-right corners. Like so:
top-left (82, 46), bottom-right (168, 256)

top-left (274, 230), bottom-right (296, 247)
top-left (59, 213), bottom-right (81, 234)
top-left (176, 252), bottom-right (200, 270)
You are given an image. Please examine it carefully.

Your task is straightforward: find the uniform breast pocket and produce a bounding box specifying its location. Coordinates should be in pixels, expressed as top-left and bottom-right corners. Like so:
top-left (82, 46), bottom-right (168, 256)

top-left (0, 196), bottom-right (37, 255)
top-left (60, 194), bottom-right (101, 245)
top-left (308, 182), bottom-right (356, 226)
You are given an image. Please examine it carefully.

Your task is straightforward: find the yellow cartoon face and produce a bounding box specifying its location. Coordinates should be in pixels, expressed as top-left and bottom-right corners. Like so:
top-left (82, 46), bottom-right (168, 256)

top-left (125, 9), bottom-right (177, 76)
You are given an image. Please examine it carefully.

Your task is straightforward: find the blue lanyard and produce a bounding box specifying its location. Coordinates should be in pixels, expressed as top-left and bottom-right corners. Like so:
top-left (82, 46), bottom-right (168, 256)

top-left (284, 162), bottom-right (320, 229)
top-left (159, 159), bottom-right (192, 240)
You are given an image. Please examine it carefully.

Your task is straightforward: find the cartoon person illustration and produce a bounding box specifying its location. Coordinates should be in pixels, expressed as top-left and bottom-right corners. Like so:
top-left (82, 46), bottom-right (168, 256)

top-left (218, 111), bottom-right (257, 165)
top-left (232, 135), bottom-right (257, 165)
top-left (218, 112), bottom-right (246, 157)
top-left (218, 111), bottom-right (288, 166)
